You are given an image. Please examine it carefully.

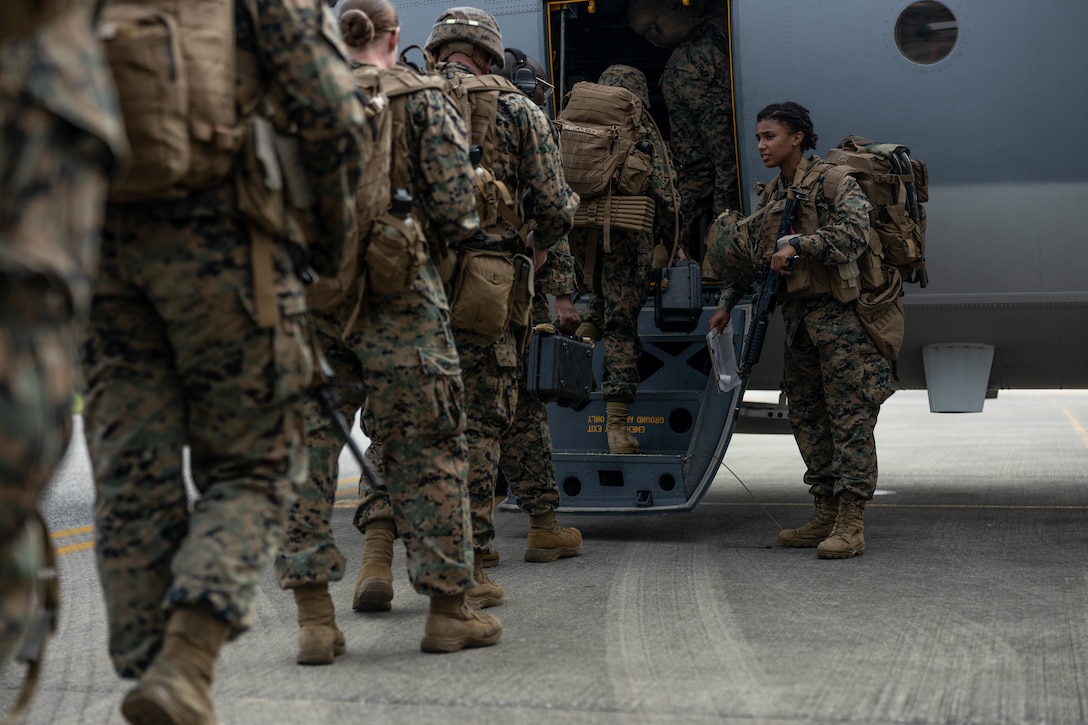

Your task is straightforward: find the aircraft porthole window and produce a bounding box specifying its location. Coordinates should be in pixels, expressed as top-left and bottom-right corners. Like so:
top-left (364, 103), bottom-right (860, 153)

top-left (895, 0), bottom-right (958, 64)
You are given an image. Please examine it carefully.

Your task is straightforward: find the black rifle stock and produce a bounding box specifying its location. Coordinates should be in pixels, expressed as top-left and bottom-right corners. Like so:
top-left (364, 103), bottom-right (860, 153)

top-left (737, 189), bottom-right (804, 379)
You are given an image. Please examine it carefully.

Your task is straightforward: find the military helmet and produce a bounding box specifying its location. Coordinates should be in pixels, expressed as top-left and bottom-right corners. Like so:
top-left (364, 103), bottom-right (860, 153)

top-left (598, 64), bottom-right (652, 110)
top-left (425, 7), bottom-right (505, 67)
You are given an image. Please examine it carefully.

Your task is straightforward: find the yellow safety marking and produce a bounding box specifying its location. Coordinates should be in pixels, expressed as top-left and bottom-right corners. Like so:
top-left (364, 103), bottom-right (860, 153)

top-left (51, 525), bottom-right (94, 540)
top-left (56, 540), bottom-right (95, 555)
top-left (1059, 404), bottom-right (1088, 448)
top-left (53, 479), bottom-right (365, 555)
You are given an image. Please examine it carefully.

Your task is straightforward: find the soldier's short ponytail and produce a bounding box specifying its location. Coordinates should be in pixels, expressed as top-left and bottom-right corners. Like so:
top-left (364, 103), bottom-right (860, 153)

top-left (757, 102), bottom-right (818, 152)
top-left (337, 0), bottom-right (398, 49)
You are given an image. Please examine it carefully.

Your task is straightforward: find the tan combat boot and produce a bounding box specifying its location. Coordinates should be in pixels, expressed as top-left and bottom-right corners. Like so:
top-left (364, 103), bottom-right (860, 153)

top-left (352, 520), bottom-right (395, 612)
top-left (606, 400), bottom-right (640, 454)
top-left (816, 494), bottom-right (867, 559)
top-left (120, 606), bottom-right (229, 725)
top-left (777, 494), bottom-right (839, 547)
top-left (420, 592), bottom-right (502, 653)
top-left (466, 558), bottom-right (504, 609)
top-left (293, 582), bottom-right (346, 666)
top-left (479, 546), bottom-right (500, 568)
top-left (525, 510), bottom-right (583, 563)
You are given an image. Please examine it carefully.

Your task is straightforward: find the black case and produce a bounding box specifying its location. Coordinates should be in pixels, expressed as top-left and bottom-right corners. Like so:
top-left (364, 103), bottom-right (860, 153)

top-left (526, 327), bottom-right (594, 406)
top-left (654, 260), bottom-right (702, 333)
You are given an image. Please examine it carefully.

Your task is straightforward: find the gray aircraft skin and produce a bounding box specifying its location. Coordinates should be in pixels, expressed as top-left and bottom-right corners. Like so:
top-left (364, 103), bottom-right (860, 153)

top-left (392, 0), bottom-right (1088, 513)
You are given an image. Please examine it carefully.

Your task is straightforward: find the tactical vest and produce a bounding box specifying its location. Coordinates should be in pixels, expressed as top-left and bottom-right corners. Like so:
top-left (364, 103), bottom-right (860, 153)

top-left (96, 0), bottom-right (261, 201)
top-left (752, 157), bottom-right (882, 304)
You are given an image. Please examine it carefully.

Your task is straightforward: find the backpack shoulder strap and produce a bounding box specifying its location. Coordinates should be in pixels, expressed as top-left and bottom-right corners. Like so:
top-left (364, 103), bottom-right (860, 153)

top-left (381, 63), bottom-right (450, 99)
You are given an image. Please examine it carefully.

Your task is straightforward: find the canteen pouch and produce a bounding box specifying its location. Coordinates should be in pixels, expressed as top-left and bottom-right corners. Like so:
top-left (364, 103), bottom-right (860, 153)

top-left (448, 248), bottom-right (514, 339)
top-left (365, 212), bottom-right (427, 296)
top-left (856, 265), bottom-right (905, 361)
top-left (654, 259), bottom-right (702, 333)
top-left (526, 324), bottom-right (595, 406)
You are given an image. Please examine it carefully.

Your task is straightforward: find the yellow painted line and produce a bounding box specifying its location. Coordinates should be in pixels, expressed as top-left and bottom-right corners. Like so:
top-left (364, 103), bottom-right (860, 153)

top-left (1060, 404), bottom-right (1088, 448)
top-left (56, 540), bottom-right (94, 555)
top-left (51, 524), bottom-right (94, 540)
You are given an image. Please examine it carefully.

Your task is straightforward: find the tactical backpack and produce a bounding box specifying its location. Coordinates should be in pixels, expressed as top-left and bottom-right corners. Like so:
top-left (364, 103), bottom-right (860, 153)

top-left (438, 67), bottom-right (529, 240)
top-left (96, 0), bottom-right (253, 202)
top-left (554, 81), bottom-right (655, 246)
top-left (309, 61), bottom-right (449, 328)
top-left (824, 135), bottom-right (929, 287)
top-left (305, 63), bottom-right (391, 319)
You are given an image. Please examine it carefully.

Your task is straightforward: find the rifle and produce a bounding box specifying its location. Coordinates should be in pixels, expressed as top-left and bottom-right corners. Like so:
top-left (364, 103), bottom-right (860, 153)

top-left (737, 188), bottom-right (806, 379)
top-left (310, 342), bottom-right (386, 494)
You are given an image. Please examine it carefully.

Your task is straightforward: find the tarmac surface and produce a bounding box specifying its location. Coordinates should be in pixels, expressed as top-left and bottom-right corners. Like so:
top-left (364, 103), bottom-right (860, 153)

top-left (5, 389), bottom-right (1088, 724)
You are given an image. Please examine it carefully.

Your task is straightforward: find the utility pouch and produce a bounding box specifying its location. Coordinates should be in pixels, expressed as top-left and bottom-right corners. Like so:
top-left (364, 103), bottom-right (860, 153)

top-left (526, 323), bottom-right (595, 407)
top-left (616, 145), bottom-right (653, 195)
top-left (654, 259), bottom-right (702, 333)
top-left (365, 212), bottom-right (427, 297)
top-left (856, 265), bottom-right (905, 360)
top-left (448, 248), bottom-right (514, 339)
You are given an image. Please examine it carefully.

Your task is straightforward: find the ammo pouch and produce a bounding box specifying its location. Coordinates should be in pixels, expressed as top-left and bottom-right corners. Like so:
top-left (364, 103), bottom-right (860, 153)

top-left (365, 211), bottom-right (427, 297)
top-left (856, 265), bottom-right (905, 361)
top-left (448, 248), bottom-right (516, 340)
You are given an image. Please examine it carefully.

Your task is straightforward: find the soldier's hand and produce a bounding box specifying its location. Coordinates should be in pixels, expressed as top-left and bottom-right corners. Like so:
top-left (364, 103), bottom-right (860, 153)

top-left (554, 295), bottom-right (581, 334)
top-left (709, 309), bottom-right (730, 334)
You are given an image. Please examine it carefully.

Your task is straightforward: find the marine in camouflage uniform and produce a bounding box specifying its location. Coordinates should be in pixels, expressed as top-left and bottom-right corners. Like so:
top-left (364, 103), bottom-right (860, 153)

top-left (661, 19), bottom-right (739, 255)
top-left (0, 0), bottom-right (125, 680)
top-left (572, 64), bottom-right (679, 455)
top-left (487, 48), bottom-right (583, 566)
top-left (81, 0), bottom-right (363, 719)
top-left (365, 7), bottom-right (578, 609)
top-left (707, 101), bottom-right (891, 561)
top-left (283, 0), bottom-right (500, 658)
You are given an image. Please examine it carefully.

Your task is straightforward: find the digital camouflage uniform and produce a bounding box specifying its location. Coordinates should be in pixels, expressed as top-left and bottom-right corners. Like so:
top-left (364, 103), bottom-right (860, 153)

top-left (359, 61), bottom-right (578, 560)
top-left (498, 238), bottom-right (578, 514)
top-left (572, 65), bottom-right (679, 404)
top-left (661, 20), bottom-right (738, 243)
top-left (0, 2), bottom-right (125, 665)
top-left (712, 155), bottom-right (891, 501)
top-left (82, 0), bottom-right (363, 678)
top-left (448, 66), bottom-right (576, 558)
top-left (285, 62), bottom-right (480, 597)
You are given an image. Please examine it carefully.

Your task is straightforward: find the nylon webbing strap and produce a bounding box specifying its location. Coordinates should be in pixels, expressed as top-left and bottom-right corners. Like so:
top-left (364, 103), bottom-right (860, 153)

top-left (249, 224), bottom-right (280, 328)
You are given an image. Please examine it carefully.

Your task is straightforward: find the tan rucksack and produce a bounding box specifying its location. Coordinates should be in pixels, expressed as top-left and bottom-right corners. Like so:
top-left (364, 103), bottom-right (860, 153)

top-left (824, 135), bottom-right (929, 287)
top-left (555, 81), bottom-right (653, 200)
top-left (96, 0), bottom-right (248, 201)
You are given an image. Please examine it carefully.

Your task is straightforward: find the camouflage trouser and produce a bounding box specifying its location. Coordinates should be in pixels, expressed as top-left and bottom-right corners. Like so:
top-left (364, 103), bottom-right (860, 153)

top-left (0, 105), bottom-right (110, 663)
top-left (356, 322), bottom-right (514, 559)
top-left (496, 301), bottom-right (560, 516)
top-left (661, 64), bottom-right (738, 241)
top-left (298, 261), bottom-right (474, 597)
top-left (782, 297), bottom-right (892, 500)
top-left (83, 205), bottom-right (310, 679)
top-left (572, 227), bottom-right (652, 403)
